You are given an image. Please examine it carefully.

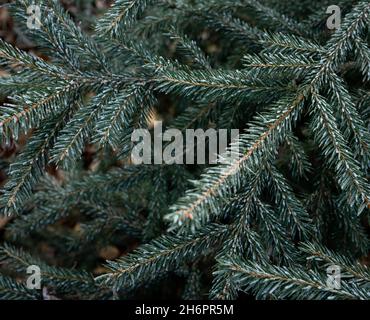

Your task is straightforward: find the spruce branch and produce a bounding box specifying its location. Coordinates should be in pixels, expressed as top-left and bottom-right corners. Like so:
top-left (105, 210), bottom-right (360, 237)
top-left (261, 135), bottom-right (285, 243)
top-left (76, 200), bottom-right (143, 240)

top-left (0, 275), bottom-right (40, 300)
top-left (214, 255), bottom-right (369, 300)
top-left (96, 224), bottom-right (228, 290)
top-left (96, 0), bottom-right (154, 38)
top-left (1, 101), bottom-right (79, 216)
top-left (166, 2), bottom-right (370, 229)
top-left (0, 244), bottom-right (97, 295)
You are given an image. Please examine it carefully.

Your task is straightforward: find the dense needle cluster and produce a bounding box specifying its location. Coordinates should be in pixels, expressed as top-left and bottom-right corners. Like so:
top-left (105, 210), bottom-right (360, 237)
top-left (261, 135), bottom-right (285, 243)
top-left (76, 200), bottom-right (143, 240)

top-left (0, 0), bottom-right (369, 300)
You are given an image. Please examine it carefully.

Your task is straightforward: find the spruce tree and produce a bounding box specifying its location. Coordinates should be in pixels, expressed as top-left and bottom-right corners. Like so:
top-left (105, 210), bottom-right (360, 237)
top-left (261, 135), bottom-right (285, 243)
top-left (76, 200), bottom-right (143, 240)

top-left (0, 0), bottom-right (369, 300)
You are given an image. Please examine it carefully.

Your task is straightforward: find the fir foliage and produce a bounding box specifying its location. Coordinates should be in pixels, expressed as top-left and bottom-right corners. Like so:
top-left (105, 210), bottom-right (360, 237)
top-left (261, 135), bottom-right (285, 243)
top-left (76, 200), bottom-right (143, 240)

top-left (0, 0), bottom-right (369, 300)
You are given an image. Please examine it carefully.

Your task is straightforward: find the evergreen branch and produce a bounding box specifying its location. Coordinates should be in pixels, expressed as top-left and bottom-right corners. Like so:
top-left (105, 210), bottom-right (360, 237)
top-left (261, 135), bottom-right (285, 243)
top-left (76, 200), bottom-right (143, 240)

top-left (96, 0), bottom-right (153, 37)
top-left (154, 69), bottom-right (293, 103)
top-left (215, 256), bottom-right (369, 300)
top-left (203, 12), bottom-right (263, 45)
top-left (309, 93), bottom-right (370, 213)
top-left (243, 52), bottom-right (316, 78)
top-left (167, 27), bottom-right (211, 69)
top-left (254, 199), bottom-right (298, 263)
top-left (1, 101), bottom-right (79, 216)
top-left (166, 92), bottom-right (304, 229)
top-left (0, 38), bottom-right (67, 79)
top-left (300, 242), bottom-right (370, 283)
top-left (327, 74), bottom-right (370, 169)
top-left (92, 86), bottom-right (153, 150)
top-left (166, 1), bottom-right (370, 229)
top-left (0, 0), bottom-right (369, 301)
top-left (0, 275), bottom-right (40, 300)
top-left (264, 162), bottom-right (313, 238)
top-left (0, 244), bottom-right (97, 294)
top-left (284, 133), bottom-right (313, 180)
top-left (9, 0), bottom-right (95, 68)
top-left (239, 0), bottom-right (303, 35)
top-left (96, 224), bottom-right (228, 290)
top-left (259, 32), bottom-right (325, 55)
top-left (49, 89), bottom-right (116, 169)
top-left (354, 37), bottom-right (370, 81)
top-left (0, 81), bottom-right (81, 143)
